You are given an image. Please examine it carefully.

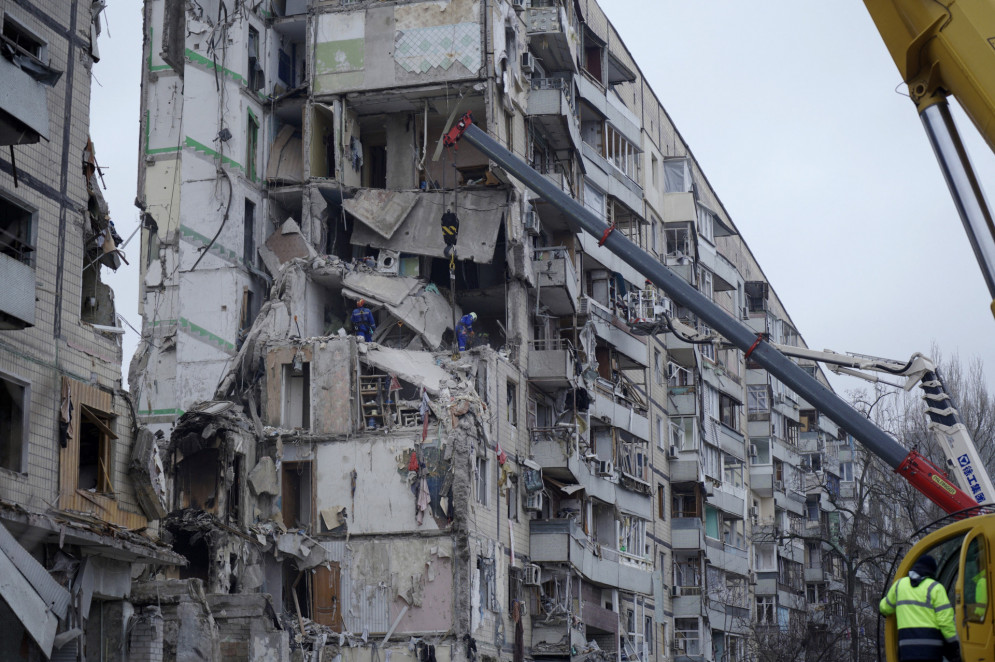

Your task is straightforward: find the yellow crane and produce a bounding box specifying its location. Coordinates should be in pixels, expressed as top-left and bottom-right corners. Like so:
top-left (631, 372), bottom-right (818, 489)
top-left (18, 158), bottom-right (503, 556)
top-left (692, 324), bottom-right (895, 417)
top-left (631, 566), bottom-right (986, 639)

top-left (865, 2), bottom-right (995, 659)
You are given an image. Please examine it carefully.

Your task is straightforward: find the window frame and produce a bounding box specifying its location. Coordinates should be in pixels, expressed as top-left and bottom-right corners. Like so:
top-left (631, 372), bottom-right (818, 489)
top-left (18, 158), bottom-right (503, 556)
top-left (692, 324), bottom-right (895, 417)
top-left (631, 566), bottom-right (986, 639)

top-left (0, 191), bottom-right (38, 267)
top-left (0, 371), bottom-right (30, 474)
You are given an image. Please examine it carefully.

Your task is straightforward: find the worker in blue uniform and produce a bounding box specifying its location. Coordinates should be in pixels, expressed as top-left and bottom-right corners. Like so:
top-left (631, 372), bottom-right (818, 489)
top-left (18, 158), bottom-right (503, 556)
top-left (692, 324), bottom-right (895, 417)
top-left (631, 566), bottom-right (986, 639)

top-left (456, 312), bottom-right (477, 351)
top-left (351, 299), bottom-right (376, 342)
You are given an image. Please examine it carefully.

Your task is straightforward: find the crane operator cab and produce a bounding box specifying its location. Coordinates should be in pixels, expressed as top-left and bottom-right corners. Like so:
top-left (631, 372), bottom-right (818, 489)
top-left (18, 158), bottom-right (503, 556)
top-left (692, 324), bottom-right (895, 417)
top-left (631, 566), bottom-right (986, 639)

top-left (884, 513), bottom-right (995, 662)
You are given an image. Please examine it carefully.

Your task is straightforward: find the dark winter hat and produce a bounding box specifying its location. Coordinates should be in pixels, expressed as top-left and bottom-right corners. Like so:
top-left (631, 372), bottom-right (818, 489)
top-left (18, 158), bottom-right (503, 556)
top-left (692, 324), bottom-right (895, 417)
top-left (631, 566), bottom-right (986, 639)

top-left (912, 555), bottom-right (938, 578)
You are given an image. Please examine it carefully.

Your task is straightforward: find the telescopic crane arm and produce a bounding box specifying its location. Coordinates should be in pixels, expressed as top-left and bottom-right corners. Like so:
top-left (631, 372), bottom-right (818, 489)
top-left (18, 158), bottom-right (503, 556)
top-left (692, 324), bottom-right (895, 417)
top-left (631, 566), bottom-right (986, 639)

top-left (769, 344), bottom-right (993, 505)
top-left (864, 0), bottom-right (995, 316)
top-left (444, 112), bottom-right (978, 516)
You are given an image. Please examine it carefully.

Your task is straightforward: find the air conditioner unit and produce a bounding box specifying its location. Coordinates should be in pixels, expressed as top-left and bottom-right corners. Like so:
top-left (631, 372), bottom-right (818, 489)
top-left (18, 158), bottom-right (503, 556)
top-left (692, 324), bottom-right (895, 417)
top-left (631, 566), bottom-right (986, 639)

top-left (749, 571), bottom-right (757, 585)
top-left (750, 444), bottom-right (758, 459)
top-left (750, 506), bottom-right (759, 519)
top-left (523, 209), bottom-right (540, 236)
top-left (521, 51), bottom-right (536, 74)
top-left (511, 0), bottom-right (526, 9)
top-left (668, 445), bottom-right (679, 459)
top-left (596, 460), bottom-right (615, 477)
top-left (774, 479), bottom-right (784, 491)
top-left (524, 491), bottom-right (544, 512)
top-left (669, 585), bottom-right (680, 598)
top-left (524, 563), bottom-right (541, 586)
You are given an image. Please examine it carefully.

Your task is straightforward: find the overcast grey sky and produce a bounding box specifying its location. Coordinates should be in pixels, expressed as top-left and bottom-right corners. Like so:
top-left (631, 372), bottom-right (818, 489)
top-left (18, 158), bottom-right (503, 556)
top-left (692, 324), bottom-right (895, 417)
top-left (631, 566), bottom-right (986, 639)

top-left (92, 2), bottom-right (995, 394)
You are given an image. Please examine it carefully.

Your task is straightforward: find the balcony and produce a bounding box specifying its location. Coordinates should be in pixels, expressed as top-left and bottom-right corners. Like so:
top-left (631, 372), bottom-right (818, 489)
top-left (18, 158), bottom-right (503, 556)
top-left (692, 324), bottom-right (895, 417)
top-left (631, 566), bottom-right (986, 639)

top-left (671, 518), bottom-right (705, 550)
top-left (533, 247), bottom-right (579, 316)
top-left (704, 538), bottom-right (750, 575)
top-left (530, 519), bottom-right (652, 593)
top-left (527, 78), bottom-right (581, 153)
top-left (524, 5), bottom-right (578, 73)
top-left (0, 251), bottom-right (36, 329)
top-left (667, 387), bottom-right (697, 417)
top-left (581, 142), bottom-right (643, 214)
top-left (528, 338), bottom-right (576, 388)
top-left (577, 232), bottom-right (644, 287)
top-left (529, 427), bottom-right (652, 516)
top-left (588, 305), bottom-right (647, 367)
top-left (591, 386), bottom-right (649, 441)
top-left (672, 589), bottom-right (704, 618)
top-left (670, 454), bottom-right (701, 483)
top-left (750, 465), bottom-right (774, 497)
top-left (805, 566), bottom-right (826, 583)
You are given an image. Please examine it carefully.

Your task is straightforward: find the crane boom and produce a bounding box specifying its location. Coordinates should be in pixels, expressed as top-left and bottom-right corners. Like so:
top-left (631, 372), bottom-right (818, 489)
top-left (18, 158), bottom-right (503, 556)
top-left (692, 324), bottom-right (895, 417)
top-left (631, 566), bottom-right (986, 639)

top-left (864, 0), bottom-right (995, 313)
top-left (770, 344), bottom-right (994, 505)
top-left (445, 114), bottom-right (977, 515)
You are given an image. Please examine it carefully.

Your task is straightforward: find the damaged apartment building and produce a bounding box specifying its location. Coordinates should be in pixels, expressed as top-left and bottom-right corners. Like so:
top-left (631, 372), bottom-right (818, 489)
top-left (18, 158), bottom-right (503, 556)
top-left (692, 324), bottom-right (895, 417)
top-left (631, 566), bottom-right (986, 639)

top-left (0, 1), bottom-right (184, 660)
top-left (132, 1), bottom-right (865, 662)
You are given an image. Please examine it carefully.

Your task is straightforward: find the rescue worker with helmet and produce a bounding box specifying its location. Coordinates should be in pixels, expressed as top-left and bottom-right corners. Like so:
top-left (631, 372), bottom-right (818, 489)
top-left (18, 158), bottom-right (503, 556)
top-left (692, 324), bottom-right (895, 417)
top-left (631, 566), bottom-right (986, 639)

top-left (879, 555), bottom-right (961, 662)
top-left (456, 312), bottom-right (477, 351)
top-left (351, 299), bottom-right (376, 342)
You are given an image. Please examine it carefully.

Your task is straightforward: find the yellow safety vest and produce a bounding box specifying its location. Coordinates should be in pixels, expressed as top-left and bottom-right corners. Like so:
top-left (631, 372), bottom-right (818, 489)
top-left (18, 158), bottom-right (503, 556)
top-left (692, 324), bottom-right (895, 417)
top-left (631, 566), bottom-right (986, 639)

top-left (880, 575), bottom-right (958, 660)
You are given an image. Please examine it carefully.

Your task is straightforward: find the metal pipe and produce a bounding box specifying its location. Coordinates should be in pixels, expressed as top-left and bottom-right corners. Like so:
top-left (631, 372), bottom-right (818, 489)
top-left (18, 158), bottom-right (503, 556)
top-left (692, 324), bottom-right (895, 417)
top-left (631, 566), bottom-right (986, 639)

top-left (920, 102), bottom-right (995, 302)
top-left (461, 123), bottom-right (913, 469)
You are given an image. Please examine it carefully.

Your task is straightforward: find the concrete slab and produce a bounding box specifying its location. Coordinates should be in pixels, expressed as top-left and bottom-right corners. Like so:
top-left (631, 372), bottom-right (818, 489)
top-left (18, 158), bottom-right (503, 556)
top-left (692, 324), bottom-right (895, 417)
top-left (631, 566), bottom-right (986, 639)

top-left (264, 218), bottom-right (316, 264)
top-left (361, 347), bottom-right (451, 394)
top-left (350, 189), bottom-right (507, 263)
top-left (342, 189), bottom-right (419, 240)
top-left (341, 272), bottom-right (422, 307)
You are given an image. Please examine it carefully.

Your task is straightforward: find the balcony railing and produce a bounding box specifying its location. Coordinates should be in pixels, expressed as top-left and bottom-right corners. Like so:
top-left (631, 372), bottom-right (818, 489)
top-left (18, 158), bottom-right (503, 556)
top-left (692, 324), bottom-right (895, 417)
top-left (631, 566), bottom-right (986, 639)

top-left (530, 77), bottom-right (576, 116)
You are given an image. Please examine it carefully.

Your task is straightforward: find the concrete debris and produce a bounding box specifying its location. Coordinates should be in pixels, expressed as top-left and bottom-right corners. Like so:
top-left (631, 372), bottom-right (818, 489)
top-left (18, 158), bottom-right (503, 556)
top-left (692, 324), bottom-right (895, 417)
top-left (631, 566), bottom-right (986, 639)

top-left (350, 189), bottom-right (507, 264)
top-left (360, 347), bottom-right (452, 395)
top-left (249, 457), bottom-right (280, 496)
top-left (129, 427), bottom-right (169, 519)
top-left (342, 189), bottom-right (420, 240)
top-left (263, 218), bottom-right (318, 269)
top-left (267, 125), bottom-right (304, 184)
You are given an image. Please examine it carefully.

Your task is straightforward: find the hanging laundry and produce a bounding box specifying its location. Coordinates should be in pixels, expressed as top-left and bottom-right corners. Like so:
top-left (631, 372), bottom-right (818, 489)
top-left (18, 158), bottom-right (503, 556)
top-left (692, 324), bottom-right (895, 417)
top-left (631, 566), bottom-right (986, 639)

top-left (415, 476), bottom-right (431, 525)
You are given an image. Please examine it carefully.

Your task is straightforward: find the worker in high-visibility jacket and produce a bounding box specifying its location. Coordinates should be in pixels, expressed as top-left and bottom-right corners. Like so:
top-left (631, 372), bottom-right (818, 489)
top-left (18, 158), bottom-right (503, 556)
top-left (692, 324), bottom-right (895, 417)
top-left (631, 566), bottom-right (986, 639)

top-left (880, 555), bottom-right (961, 662)
top-left (971, 568), bottom-right (988, 621)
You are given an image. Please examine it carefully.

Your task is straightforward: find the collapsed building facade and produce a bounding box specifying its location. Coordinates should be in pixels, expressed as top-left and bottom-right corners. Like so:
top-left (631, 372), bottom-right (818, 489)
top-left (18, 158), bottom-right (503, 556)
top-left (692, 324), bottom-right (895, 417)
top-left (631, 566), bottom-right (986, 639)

top-left (0, 1), bottom-right (183, 660)
top-left (132, 1), bottom-right (873, 662)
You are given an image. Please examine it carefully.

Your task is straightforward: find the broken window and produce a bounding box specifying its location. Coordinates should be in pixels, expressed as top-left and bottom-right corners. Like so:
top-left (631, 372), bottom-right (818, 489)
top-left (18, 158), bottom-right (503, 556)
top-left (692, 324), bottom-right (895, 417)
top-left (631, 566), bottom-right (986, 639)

top-left (2, 14), bottom-right (46, 61)
top-left (281, 461), bottom-right (313, 530)
top-left (696, 205), bottom-right (715, 244)
top-left (744, 280), bottom-right (768, 313)
top-left (475, 456), bottom-right (489, 505)
top-left (247, 110), bottom-right (259, 181)
top-left (747, 384), bottom-right (770, 420)
top-left (603, 123), bottom-right (638, 180)
top-left (0, 374), bottom-right (28, 472)
top-left (506, 380), bottom-right (518, 426)
top-left (663, 158), bottom-right (691, 193)
top-left (718, 392), bottom-right (739, 429)
top-left (477, 556), bottom-right (497, 612)
top-left (176, 448), bottom-right (220, 511)
top-left (799, 408), bottom-right (818, 432)
top-left (672, 489), bottom-right (699, 519)
top-left (78, 405), bottom-right (116, 494)
top-left (665, 224), bottom-right (692, 259)
top-left (247, 26), bottom-right (264, 92)
top-left (582, 31), bottom-right (604, 85)
top-left (282, 360), bottom-right (311, 429)
top-left (0, 193), bottom-right (35, 264)
top-left (243, 199), bottom-right (256, 267)
top-left (507, 476), bottom-right (519, 521)
top-left (278, 41), bottom-right (298, 87)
